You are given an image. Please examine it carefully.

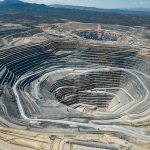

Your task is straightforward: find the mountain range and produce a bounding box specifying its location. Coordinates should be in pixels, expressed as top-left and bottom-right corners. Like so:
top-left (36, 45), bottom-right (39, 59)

top-left (0, 0), bottom-right (150, 26)
top-left (50, 4), bottom-right (150, 13)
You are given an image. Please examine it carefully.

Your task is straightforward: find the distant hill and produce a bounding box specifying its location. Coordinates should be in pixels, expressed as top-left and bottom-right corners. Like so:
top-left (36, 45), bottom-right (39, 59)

top-left (49, 4), bottom-right (123, 12)
top-left (0, 0), bottom-right (150, 26)
top-left (49, 4), bottom-right (150, 15)
top-left (125, 8), bottom-right (150, 12)
top-left (0, 0), bottom-right (27, 5)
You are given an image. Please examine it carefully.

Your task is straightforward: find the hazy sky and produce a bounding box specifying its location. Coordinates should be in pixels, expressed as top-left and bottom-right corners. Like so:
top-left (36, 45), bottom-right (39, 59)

top-left (1, 0), bottom-right (150, 8)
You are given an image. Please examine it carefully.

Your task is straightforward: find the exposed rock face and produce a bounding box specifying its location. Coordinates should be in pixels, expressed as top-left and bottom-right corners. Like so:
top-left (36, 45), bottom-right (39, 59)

top-left (0, 127), bottom-right (149, 150)
top-left (0, 22), bottom-right (150, 150)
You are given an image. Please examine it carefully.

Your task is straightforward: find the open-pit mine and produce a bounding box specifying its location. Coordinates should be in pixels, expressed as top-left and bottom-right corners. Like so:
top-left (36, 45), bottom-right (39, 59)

top-left (0, 21), bottom-right (150, 150)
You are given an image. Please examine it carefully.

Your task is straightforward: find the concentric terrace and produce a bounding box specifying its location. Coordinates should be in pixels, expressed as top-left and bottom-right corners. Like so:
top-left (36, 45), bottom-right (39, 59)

top-left (0, 22), bottom-right (150, 149)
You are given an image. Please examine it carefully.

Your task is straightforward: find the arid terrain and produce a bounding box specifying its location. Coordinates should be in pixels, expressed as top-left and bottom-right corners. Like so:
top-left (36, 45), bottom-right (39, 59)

top-left (0, 0), bottom-right (150, 150)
